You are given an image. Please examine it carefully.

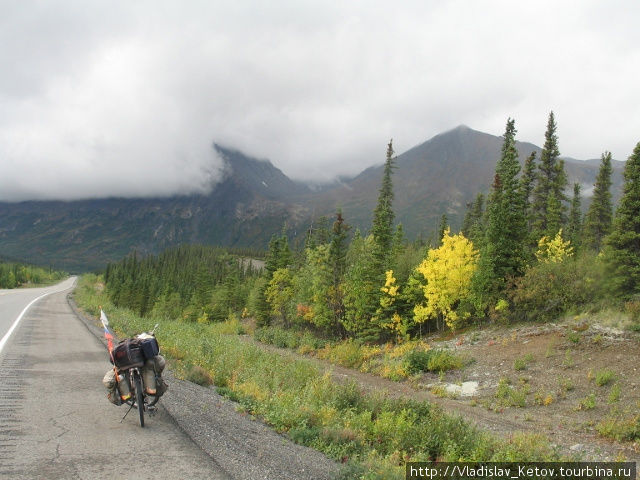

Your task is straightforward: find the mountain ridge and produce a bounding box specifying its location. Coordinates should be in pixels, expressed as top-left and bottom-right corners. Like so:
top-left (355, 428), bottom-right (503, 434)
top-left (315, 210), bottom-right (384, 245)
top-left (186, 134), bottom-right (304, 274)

top-left (0, 127), bottom-right (626, 271)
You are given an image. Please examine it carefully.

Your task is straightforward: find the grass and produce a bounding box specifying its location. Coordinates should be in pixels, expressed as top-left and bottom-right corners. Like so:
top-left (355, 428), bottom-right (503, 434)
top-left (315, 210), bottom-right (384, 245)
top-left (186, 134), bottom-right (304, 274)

top-left (597, 412), bottom-right (640, 442)
top-left (75, 274), bottom-right (561, 476)
top-left (576, 393), bottom-right (596, 411)
top-left (495, 378), bottom-right (528, 408)
top-left (594, 369), bottom-right (616, 387)
top-left (534, 390), bottom-right (554, 406)
top-left (254, 325), bottom-right (467, 381)
top-left (513, 353), bottom-right (534, 371)
top-left (608, 384), bottom-right (621, 404)
top-left (566, 331), bottom-right (581, 344)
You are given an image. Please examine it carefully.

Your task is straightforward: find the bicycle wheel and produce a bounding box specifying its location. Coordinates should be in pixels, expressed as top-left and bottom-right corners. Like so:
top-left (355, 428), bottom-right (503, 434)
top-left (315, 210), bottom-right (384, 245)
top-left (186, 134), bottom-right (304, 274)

top-left (133, 371), bottom-right (145, 427)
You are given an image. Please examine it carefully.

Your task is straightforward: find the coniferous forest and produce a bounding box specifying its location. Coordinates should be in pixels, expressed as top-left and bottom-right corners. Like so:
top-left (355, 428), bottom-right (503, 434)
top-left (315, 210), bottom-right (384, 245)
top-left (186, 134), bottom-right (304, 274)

top-left (0, 260), bottom-right (66, 289)
top-left (104, 113), bottom-right (640, 344)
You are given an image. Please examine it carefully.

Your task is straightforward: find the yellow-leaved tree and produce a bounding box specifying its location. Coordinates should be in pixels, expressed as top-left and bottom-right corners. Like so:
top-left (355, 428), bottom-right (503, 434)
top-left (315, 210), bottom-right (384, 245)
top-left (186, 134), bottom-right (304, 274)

top-left (414, 228), bottom-right (478, 331)
top-left (535, 228), bottom-right (573, 263)
top-left (378, 269), bottom-right (411, 340)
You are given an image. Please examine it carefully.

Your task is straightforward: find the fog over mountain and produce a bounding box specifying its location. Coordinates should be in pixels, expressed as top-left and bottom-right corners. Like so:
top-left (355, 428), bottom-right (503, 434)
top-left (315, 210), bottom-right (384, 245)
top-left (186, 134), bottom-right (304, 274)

top-left (0, 126), bottom-right (624, 271)
top-left (1, 1), bottom-right (639, 201)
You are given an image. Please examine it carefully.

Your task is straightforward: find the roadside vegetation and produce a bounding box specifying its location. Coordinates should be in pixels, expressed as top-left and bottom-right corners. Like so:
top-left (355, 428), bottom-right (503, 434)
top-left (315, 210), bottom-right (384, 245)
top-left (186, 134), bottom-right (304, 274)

top-left (0, 260), bottom-right (67, 288)
top-left (76, 275), bottom-right (561, 479)
top-left (83, 113), bottom-right (640, 475)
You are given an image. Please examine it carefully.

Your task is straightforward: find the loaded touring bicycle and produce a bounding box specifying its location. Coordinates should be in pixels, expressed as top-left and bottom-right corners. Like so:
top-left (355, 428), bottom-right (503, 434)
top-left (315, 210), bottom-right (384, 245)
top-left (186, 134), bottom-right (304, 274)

top-left (101, 310), bottom-right (167, 427)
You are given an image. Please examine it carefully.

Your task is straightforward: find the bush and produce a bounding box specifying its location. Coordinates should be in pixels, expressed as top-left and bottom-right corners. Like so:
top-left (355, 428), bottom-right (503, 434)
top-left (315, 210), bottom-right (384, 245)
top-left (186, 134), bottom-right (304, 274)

top-left (317, 339), bottom-right (365, 369)
top-left (509, 253), bottom-right (606, 322)
top-left (513, 353), bottom-right (534, 371)
top-left (404, 349), bottom-right (464, 375)
top-left (495, 378), bottom-right (527, 408)
top-left (595, 369), bottom-right (616, 387)
top-left (597, 414), bottom-right (640, 442)
top-left (182, 363), bottom-right (213, 386)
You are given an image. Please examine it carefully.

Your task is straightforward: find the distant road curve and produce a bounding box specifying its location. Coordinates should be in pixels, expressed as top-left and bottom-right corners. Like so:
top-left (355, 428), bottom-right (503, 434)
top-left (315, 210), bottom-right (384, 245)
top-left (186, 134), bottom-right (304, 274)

top-left (0, 277), bottom-right (77, 353)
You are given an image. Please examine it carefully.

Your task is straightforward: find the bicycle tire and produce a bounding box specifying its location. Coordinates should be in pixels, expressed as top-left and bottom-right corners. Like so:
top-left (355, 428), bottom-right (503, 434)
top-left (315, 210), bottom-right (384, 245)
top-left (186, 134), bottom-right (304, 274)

top-left (133, 371), bottom-right (145, 427)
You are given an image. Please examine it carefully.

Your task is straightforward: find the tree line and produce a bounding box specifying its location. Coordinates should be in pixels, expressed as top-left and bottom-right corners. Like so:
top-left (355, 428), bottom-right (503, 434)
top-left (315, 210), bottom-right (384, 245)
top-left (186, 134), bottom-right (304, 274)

top-left (105, 244), bottom-right (261, 322)
top-left (0, 260), bottom-right (66, 288)
top-left (104, 113), bottom-right (640, 342)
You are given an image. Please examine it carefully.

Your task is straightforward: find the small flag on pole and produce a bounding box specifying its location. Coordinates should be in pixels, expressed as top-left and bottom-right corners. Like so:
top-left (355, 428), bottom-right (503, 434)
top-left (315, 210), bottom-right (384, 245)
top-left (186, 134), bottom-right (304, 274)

top-left (100, 307), bottom-right (114, 360)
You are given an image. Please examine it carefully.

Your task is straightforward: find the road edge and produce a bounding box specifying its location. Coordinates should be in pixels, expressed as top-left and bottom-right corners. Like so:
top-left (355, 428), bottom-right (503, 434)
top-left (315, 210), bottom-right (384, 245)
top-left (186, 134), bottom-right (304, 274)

top-left (66, 292), bottom-right (340, 480)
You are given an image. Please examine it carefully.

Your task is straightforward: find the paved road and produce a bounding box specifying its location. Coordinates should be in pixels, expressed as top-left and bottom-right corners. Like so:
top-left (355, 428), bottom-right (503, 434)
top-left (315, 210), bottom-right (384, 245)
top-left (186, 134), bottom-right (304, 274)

top-left (0, 278), bottom-right (229, 479)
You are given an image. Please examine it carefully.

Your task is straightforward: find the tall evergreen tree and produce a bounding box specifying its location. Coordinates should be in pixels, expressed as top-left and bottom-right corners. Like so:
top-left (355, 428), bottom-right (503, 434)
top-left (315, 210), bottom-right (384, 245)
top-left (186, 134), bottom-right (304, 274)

top-left (306, 216), bottom-right (330, 249)
top-left (473, 118), bottom-right (527, 302)
top-left (436, 214), bottom-right (448, 248)
top-left (606, 142), bottom-right (640, 296)
top-left (584, 151), bottom-right (614, 252)
top-left (265, 229), bottom-right (291, 276)
top-left (347, 140), bottom-right (397, 341)
top-left (371, 140), bottom-right (396, 270)
top-left (520, 151), bottom-right (537, 231)
top-left (531, 112), bottom-right (568, 239)
top-left (567, 183), bottom-right (583, 251)
top-left (461, 193), bottom-right (485, 246)
top-left (329, 209), bottom-right (350, 286)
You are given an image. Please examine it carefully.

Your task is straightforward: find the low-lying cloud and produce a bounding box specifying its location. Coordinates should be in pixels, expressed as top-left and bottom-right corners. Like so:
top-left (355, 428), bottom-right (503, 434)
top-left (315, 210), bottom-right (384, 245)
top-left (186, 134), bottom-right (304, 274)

top-left (1, 1), bottom-right (639, 201)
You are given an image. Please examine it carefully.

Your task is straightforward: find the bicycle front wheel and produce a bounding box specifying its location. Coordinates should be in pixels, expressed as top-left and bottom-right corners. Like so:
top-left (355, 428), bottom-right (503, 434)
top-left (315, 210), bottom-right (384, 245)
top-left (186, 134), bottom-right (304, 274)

top-left (133, 371), bottom-right (145, 428)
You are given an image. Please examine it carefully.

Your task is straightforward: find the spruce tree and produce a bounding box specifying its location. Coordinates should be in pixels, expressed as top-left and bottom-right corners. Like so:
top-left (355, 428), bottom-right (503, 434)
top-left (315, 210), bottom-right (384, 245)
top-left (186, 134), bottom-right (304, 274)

top-left (461, 193), bottom-right (485, 246)
top-left (531, 111), bottom-right (568, 239)
top-left (584, 151), bottom-right (614, 252)
top-left (371, 140), bottom-right (396, 270)
top-left (606, 142), bottom-right (640, 296)
top-left (476, 118), bottom-right (527, 297)
top-left (329, 209), bottom-right (350, 286)
top-left (350, 140), bottom-right (397, 341)
top-left (520, 151), bottom-right (537, 231)
top-left (567, 183), bottom-right (582, 251)
top-left (436, 214), bottom-right (448, 247)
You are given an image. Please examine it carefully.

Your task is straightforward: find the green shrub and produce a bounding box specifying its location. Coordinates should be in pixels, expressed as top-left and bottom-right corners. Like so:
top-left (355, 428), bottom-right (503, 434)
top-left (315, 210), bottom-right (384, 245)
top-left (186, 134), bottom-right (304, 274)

top-left (566, 332), bottom-right (581, 344)
top-left (608, 383), bottom-right (621, 403)
top-left (513, 353), bottom-right (534, 371)
top-left (404, 349), bottom-right (464, 375)
top-left (509, 253), bottom-right (606, 322)
top-left (596, 414), bottom-right (640, 442)
top-left (317, 339), bottom-right (366, 369)
top-left (576, 393), bottom-right (596, 410)
top-left (182, 363), bottom-right (213, 386)
top-left (595, 369), bottom-right (616, 387)
top-left (495, 378), bottom-right (527, 408)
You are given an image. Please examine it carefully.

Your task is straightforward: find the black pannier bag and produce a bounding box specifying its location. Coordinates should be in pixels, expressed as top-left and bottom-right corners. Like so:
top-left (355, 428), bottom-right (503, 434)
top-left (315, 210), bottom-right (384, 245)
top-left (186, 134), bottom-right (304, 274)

top-left (112, 339), bottom-right (145, 370)
top-left (137, 334), bottom-right (159, 359)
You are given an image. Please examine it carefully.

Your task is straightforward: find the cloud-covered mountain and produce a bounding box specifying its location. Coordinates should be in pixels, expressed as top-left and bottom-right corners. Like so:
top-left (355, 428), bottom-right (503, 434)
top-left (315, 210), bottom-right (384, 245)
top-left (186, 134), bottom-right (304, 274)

top-left (0, 127), bottom-right (625, 271)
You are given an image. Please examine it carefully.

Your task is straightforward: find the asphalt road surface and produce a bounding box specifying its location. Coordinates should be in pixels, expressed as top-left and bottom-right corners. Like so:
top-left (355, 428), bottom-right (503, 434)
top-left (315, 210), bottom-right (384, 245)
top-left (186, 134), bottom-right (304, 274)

top-left (0, 278), bottom-right (230, 479)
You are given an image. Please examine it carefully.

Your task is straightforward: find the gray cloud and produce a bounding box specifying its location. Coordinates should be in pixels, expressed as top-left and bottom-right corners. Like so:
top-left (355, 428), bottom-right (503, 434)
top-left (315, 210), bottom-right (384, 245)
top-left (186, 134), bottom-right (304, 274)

top-left (1, 0), bottom-right (639, 201)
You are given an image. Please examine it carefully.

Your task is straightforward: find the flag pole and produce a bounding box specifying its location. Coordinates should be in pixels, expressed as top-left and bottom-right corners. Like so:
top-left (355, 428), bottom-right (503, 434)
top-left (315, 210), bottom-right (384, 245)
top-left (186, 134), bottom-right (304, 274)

top-left (100, 307), bottom-right (115, 363)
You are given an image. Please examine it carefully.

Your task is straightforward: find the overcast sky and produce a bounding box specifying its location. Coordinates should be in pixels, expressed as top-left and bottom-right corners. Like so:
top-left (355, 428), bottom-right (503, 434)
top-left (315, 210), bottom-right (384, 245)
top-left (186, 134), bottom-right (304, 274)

top-left (1, 1), bottom-right (639, 201)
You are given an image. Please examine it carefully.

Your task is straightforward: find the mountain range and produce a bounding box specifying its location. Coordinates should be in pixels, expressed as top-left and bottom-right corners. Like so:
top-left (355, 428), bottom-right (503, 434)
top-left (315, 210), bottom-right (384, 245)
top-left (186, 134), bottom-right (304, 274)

top-left (0, 126), bottom-right (625, 271)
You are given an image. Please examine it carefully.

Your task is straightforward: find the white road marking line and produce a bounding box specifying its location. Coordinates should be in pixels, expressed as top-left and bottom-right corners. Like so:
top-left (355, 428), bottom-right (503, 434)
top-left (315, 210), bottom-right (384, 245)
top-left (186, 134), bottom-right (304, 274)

top-left (0, 291), bottom-right (54, 354)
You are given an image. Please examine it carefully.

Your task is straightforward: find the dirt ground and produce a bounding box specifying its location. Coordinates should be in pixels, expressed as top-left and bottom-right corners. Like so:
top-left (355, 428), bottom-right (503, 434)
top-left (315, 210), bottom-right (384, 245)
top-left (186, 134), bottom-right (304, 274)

top-left (423, 320), bottom-right (640, 462)
top-left (250, 319), bottom-right (640, 463)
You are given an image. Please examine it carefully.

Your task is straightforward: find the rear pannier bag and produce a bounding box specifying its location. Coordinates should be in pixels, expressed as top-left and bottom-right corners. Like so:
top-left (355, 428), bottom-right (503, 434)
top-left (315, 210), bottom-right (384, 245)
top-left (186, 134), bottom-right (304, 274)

top-left (112, 339), bottom-right (145, 370)
top-left (138, 336), bottom-right (159, 359)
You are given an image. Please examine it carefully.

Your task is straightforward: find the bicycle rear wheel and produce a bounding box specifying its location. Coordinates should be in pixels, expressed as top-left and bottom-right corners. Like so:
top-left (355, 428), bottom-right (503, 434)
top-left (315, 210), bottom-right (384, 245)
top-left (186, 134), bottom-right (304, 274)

top-left (133, 371), bottom-right (145, 427)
